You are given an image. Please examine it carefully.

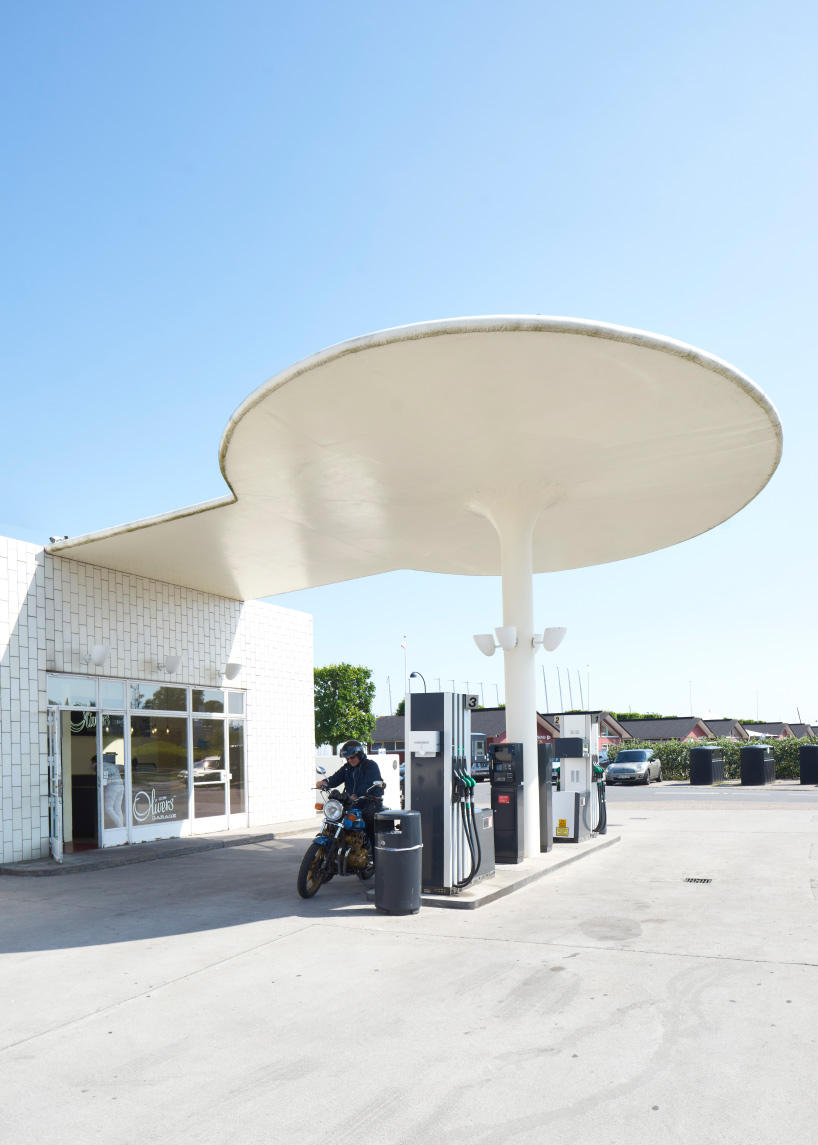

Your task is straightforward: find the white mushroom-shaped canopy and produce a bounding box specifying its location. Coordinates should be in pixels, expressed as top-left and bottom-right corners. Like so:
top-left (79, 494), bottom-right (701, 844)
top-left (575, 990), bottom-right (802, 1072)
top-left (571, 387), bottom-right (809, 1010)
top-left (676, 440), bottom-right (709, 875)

top-left (52, 317), bottom-right (782, 599)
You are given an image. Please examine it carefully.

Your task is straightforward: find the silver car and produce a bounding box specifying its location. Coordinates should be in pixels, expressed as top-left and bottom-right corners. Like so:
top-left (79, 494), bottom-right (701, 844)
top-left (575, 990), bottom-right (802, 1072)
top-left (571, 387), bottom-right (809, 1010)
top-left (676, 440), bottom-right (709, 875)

top-left (605, 748), bottom-right (662, 785)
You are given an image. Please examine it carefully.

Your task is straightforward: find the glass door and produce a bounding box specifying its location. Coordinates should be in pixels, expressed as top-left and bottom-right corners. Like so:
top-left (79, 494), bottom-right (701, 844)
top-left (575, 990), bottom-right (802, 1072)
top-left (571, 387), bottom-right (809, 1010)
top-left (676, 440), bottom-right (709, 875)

top-left (227, 718), bottom-right (247, 829)
top-left (47, 708), bottom-right (63, 863)
top-left (130, 714), bottom-right (189, 841)
top-left (61, 710), bottom-right (99, 852)
top-left (192, 717), bottom-right (228, 833)
top-left (100, 713), bottom-right (128, 847)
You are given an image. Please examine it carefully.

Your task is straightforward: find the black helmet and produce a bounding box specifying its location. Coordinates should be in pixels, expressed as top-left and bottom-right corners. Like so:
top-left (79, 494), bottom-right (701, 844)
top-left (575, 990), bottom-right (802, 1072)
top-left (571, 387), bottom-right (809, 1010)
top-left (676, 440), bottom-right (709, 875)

top-left (340, 740), bottom-right (365, 760)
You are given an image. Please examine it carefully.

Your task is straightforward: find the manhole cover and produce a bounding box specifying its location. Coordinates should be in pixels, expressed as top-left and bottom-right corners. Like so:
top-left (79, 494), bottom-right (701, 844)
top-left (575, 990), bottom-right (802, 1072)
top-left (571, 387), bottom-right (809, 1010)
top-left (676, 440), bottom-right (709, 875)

top-left (684, 878), bottom-right (712, 884)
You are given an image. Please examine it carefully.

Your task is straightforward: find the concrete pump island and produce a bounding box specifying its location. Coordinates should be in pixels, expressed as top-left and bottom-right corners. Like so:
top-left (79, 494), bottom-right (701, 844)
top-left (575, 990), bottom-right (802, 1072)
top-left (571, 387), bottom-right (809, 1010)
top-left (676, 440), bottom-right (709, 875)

top-left (6, 316), bottom-right (807, 1145)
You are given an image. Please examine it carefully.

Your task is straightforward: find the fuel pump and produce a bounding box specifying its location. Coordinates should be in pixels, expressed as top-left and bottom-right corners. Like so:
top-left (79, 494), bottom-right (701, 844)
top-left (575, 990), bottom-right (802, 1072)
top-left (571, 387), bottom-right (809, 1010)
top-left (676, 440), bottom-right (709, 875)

top-left (405, 691), bottom-right (495, 894)
top-left (552, 712), bottom-right (604, 843)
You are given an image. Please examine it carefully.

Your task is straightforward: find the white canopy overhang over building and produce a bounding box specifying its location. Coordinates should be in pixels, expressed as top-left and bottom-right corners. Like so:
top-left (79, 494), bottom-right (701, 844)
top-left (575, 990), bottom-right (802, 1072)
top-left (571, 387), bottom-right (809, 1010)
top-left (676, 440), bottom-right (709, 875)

top-left (50, 316), bottom-right (783, 853)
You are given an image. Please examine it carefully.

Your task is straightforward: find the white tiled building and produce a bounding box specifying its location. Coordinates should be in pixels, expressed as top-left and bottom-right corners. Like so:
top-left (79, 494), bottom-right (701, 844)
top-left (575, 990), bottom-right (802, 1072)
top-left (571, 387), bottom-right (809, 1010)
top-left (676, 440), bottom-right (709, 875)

top-left (0, 535), bottom-right (315, 866)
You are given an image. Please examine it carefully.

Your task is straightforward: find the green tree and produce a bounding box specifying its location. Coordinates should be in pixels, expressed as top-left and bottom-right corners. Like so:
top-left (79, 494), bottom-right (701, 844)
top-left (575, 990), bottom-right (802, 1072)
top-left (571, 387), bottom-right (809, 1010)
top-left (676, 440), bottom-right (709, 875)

top-left (314, 663), bottom-right (376, 748)
top-left (394, 698), bottom-right (405, 717)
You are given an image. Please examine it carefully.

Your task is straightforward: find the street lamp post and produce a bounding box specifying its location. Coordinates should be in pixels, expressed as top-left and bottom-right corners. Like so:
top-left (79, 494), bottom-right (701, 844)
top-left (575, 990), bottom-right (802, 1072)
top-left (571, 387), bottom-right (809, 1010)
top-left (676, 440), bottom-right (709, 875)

top-left (409, 671), bottom-right (426, 692)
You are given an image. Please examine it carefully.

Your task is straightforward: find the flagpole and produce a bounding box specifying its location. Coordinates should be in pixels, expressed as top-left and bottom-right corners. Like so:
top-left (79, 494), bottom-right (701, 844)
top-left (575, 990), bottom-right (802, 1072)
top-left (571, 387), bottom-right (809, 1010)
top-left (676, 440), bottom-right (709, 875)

top-left (402, 636), bottom-right (407, 701)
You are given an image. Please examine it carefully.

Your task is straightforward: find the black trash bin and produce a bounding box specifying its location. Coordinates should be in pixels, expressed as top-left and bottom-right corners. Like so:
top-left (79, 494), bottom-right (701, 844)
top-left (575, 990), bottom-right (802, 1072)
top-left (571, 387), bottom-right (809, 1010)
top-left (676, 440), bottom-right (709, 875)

top-left (740, 745), bottom-right (775, 786)
top-left (799, 744), bottom-right (818, 785)
top-left (690, 746), bottom-right (724, 786)
top-left (374, 810), bottom-right (422, 915)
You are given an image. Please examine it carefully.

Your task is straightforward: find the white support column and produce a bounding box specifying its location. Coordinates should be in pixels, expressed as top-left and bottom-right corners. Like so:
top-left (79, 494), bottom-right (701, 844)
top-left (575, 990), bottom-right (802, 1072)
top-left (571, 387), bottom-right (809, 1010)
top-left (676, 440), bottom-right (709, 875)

top-left (495, 510), bottom-right (540, 858)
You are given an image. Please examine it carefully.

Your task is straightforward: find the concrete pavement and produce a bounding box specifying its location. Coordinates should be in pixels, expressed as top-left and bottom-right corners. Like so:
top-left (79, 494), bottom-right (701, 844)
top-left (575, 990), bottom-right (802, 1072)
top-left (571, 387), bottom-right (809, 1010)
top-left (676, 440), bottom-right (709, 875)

top-left (2, 800), bottom-right (817, 1144)
top-left (0, 815), bottom-right (323, 876)
top-left (606, 778), bottom-right (818, 806)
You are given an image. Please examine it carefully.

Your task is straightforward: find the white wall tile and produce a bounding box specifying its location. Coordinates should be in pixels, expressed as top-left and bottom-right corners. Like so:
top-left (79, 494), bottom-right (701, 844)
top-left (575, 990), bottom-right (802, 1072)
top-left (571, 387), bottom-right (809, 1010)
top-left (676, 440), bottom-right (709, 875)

top-left (0, 536), bottom-right (314, 863)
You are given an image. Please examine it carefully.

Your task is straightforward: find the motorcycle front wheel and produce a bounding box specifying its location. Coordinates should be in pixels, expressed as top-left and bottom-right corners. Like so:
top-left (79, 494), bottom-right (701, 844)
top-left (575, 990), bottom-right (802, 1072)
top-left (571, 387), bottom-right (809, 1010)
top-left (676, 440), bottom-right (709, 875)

top-left (297, 842), bottom-right (328, 899)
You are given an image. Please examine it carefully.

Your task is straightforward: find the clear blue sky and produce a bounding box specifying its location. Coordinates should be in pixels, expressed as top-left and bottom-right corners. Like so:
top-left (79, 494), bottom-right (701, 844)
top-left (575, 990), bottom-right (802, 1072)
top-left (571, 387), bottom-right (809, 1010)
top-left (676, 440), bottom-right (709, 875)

top-left (2, 1), bottom-right (816, 721)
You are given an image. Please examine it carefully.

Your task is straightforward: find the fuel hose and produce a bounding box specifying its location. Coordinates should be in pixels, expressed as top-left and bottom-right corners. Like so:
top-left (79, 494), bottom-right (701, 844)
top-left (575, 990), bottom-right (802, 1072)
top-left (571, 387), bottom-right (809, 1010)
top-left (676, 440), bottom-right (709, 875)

top-left (591, 762), bottom-right (607, 834)
top-left (466, 774), bottom-right (482, 877)
top-left (454, 765), bottom-right (478, 888)
top-left (596, 779), bottom-right (608, 835)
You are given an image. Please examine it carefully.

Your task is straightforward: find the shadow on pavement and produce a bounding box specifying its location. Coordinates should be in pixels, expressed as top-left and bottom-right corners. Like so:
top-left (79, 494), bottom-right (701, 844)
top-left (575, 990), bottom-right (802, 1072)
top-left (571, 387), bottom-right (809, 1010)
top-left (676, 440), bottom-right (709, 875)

top-left (0, 836), bottom-right (379, 954)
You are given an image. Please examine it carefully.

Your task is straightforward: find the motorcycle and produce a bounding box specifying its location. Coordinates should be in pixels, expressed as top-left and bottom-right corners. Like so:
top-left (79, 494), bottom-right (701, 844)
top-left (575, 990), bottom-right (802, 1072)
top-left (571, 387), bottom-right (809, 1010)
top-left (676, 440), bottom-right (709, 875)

top-left (296, 770), bottom-right (385, 899)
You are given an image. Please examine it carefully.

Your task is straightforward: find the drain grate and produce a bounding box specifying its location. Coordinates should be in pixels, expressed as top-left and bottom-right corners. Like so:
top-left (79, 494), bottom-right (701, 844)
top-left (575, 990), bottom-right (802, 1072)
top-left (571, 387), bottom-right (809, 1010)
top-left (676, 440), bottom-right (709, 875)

top-left (684, 877), bottom-right (712, 884)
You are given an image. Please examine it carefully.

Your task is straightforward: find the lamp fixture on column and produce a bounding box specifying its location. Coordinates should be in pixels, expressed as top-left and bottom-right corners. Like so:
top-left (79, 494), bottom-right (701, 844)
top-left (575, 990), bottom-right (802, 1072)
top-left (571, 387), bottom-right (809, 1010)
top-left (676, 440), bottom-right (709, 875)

top-left (164, 655), bottom-right (182, 674)
top-left (474, 625), bottom-right (565, 657)
top-left (224, 662), bottom-right (242, 680)
top-left (533, 627), bottom-right (567, 652)
top-left (473, 627), bottom-right (518, 656)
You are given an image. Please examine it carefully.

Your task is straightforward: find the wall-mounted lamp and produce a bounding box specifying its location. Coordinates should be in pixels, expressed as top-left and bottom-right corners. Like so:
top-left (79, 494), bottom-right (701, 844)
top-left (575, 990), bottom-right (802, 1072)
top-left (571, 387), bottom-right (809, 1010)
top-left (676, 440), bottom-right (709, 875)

top-left (224, 662), bottom-right (242, 681)
top-left (84, 644), bottom-right (110, 667)
top-left (164, 655), bottom-right (182, 674)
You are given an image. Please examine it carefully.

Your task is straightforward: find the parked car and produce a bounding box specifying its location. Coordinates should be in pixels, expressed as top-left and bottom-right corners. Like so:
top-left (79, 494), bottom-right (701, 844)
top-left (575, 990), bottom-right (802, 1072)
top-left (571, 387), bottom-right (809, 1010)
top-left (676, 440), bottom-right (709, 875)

top-left (605, 748), bottom-right (662, 785)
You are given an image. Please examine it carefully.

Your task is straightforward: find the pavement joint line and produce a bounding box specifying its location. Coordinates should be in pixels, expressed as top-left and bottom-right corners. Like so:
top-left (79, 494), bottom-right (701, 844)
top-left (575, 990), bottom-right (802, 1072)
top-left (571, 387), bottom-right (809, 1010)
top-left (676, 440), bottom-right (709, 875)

top-left (0, 921), bottom-right (319, 1056)
top-left (315, 921), bottom-right (818, 970)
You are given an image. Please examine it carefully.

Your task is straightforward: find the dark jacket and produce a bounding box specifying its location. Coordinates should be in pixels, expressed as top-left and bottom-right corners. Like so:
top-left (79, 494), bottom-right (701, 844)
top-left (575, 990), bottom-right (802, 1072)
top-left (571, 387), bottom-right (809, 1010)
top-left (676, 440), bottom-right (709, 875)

top-left (325, 756), bottom-right (383, 799)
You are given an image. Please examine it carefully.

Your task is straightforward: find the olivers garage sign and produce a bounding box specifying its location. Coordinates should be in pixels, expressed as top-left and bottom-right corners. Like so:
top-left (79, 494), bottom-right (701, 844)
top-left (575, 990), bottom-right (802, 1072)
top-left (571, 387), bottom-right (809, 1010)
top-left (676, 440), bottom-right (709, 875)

top-left (132, 789), bottom-right (179, 823)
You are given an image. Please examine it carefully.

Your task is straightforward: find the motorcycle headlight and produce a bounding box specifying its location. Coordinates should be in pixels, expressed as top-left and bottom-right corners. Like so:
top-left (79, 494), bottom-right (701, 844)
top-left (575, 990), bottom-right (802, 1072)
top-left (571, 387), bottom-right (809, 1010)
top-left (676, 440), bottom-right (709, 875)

top-left (323, 799), bottom-right (344, 822)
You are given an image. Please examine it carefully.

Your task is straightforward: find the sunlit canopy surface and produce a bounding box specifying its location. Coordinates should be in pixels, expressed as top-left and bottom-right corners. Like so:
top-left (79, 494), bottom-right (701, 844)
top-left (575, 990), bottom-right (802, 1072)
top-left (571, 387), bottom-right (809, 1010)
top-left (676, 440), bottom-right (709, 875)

top-left (51, 317), bottom-right (782, 600)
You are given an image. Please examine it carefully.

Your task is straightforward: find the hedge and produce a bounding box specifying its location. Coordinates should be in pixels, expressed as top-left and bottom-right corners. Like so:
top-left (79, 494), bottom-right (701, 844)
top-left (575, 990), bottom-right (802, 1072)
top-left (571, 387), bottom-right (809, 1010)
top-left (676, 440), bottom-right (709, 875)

top-left (605, 735), bottom-right (818, 781)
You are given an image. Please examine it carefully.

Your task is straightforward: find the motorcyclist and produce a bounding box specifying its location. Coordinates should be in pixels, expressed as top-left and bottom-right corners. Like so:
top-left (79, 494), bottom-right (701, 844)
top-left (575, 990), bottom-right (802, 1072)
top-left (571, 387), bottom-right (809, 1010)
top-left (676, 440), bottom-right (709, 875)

top-left (318, 740), bottom-right (383, 852)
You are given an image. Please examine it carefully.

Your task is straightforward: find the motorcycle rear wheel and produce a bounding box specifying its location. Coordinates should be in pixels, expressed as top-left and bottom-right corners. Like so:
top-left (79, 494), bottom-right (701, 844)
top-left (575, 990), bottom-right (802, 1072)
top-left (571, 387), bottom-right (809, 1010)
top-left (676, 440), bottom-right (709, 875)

top-left (297, 842), bottom-right (328, 898)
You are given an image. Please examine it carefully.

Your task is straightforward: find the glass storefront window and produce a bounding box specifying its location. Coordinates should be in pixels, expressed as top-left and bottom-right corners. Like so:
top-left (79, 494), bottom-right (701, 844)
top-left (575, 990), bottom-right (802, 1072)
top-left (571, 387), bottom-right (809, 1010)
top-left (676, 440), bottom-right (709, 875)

top-left (101, 714), bottom-right (126, 830)
top-left (229, 720), bottom-right (245, 813)
top-left (192, 688), bottom-right (224, 713)
top-left (47, 675), bottom-right (97, 708)
top-left (99, 679), bottom-right (126, 709)
top-left (130, 716), bottom-right (188, 826)
top-left (47, 675), bottom-right (247, 838)
top-left (130, 683), bottom-right (187, 711)
top-left (192, 718), bottom-right (226, 818)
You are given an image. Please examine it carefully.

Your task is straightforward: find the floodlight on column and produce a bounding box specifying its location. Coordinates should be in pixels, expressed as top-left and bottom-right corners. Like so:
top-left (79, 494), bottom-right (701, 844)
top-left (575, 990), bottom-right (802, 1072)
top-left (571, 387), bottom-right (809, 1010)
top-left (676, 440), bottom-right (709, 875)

top-left (495, 626), bottom-right (517, 651)
top-left (542, 627), bottom-right (567, 652)
top-left (473, 634), bottom-right (497, 657)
